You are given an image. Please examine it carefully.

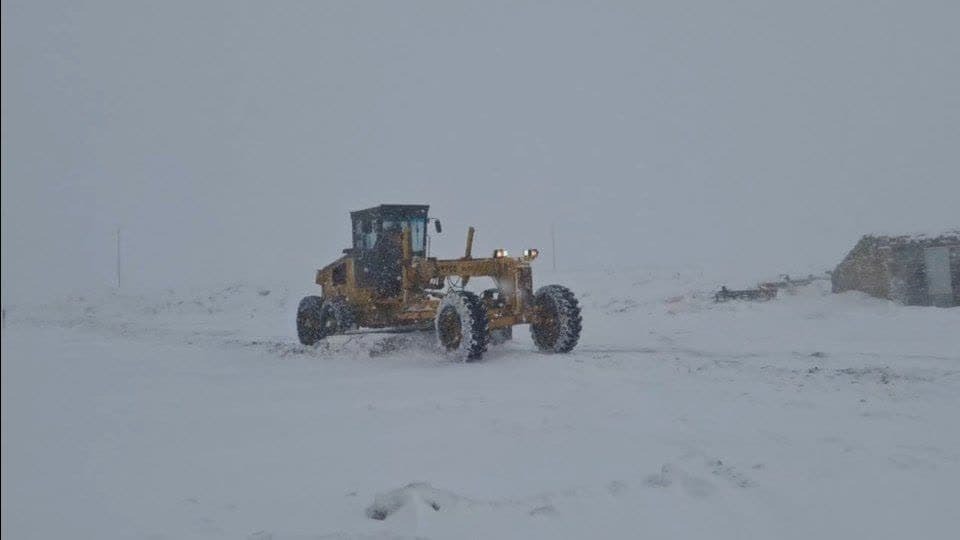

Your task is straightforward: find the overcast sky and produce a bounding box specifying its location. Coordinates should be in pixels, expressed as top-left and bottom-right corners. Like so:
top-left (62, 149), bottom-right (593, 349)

top-left (3, 0), bottom-right (958, 301)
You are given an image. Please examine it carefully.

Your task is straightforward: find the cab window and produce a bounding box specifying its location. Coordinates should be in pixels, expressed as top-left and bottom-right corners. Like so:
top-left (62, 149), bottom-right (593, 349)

top-left (382, 219), bottom-right (426, 252)
top-left (361, 219), bottom-right (377, 249)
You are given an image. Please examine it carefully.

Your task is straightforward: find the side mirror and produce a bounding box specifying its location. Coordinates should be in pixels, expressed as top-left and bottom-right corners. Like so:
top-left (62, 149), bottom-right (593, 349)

top-left (434, 220), bottom-right (442, 233)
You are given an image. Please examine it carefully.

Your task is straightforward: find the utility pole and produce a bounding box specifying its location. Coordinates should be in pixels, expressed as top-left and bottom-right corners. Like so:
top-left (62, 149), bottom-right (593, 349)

top-left (551, 222), bottom-right (557, 272)
top-left (116, 226), bottom-right (122, 290)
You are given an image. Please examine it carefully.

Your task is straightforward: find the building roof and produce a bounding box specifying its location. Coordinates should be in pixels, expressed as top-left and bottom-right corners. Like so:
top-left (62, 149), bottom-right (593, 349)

top-left (864, 229), bottom-right (960, 247)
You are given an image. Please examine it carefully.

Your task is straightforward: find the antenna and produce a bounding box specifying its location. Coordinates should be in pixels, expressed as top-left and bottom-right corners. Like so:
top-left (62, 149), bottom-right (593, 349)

top-left (116, 226), bottom-right (122, 289)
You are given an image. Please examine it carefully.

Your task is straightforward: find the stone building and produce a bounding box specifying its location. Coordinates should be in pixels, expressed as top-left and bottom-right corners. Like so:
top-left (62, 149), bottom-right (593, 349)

top-left (832, 230), bottom-right (960, 307)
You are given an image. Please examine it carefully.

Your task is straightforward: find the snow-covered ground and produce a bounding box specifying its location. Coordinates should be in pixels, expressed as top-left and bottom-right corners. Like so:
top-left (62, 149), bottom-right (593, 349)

top-left (2, 269), bottom-right (959, 539)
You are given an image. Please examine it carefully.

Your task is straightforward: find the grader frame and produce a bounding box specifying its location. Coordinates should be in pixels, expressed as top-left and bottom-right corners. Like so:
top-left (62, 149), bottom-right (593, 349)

top-left (316, 230), bottom-right (536, 330)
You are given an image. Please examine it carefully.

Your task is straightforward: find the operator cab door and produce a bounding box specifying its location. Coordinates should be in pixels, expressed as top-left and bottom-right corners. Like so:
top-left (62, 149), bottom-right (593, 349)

top-left (351, 209), bottom-right (429, 298)
top-left (353, 215), bottom-right (402, 297)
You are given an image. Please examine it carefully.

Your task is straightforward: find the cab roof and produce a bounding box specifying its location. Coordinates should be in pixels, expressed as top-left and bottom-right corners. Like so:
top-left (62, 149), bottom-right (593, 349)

top-left (350, 204), bottom-right (429, 222)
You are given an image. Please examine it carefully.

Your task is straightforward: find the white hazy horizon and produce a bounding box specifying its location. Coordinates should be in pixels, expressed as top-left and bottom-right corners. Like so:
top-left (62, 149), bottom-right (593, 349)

top-left (3, 1), bottom-right (958, 301)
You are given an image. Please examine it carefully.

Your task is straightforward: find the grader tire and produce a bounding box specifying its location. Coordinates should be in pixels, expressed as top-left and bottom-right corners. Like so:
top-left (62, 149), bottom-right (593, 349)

top-left (297, 296), bottom-right (325, 345)
top-left (530, 285), bottom-right (582, 353)
top-left (297, 296), bottom-right (356, 345)
top-left (435, 290), bottom-right (489, 361)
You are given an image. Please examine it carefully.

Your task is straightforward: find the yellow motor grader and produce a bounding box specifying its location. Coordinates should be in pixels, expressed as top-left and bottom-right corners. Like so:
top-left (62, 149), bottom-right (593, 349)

top-left (296, 204), bottom-right (581, 360)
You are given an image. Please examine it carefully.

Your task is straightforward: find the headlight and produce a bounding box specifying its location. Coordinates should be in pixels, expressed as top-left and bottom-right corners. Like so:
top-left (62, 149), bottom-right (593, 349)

top-left (493, 249), bottom-right (509, 258)
top-left (523, 248), bottom-right (539, 259)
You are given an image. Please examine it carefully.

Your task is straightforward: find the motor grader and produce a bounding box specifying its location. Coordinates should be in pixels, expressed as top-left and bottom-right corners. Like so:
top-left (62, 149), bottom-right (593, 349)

top-left (296, 204), bottom-right (581, 360)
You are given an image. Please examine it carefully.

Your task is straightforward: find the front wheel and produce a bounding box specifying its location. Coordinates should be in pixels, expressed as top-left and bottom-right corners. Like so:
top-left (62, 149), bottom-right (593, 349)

top-left (530, 285), bottom-right (582, 353)
top-left (435, 290), bottom-right (489, 361)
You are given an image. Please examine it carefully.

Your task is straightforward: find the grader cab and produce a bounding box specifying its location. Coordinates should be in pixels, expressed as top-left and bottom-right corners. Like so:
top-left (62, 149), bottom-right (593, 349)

top-left (296, 204), bottom-right (581, 360)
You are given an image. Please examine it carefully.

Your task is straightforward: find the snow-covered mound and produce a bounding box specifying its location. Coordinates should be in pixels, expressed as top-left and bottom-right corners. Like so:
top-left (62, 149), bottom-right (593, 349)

top-left (2, 269), bottom-right (959, 539)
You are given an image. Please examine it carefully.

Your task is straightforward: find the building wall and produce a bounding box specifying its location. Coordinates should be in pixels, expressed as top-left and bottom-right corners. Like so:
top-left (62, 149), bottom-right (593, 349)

top-left (832, 238), bottom-right (890, 298)
top-left (948, 246), bottom-right (960, 306)
top-left (903, 243), bottom-right (960, 307)
top-left (886, 245), bottom-right (926, 305)
top-left (833, 235), bottom-right (960, 307)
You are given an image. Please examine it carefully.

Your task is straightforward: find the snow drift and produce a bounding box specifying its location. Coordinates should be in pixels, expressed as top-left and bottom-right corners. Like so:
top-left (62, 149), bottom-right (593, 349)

top-left (2, 268), bottom-right (958, 539)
